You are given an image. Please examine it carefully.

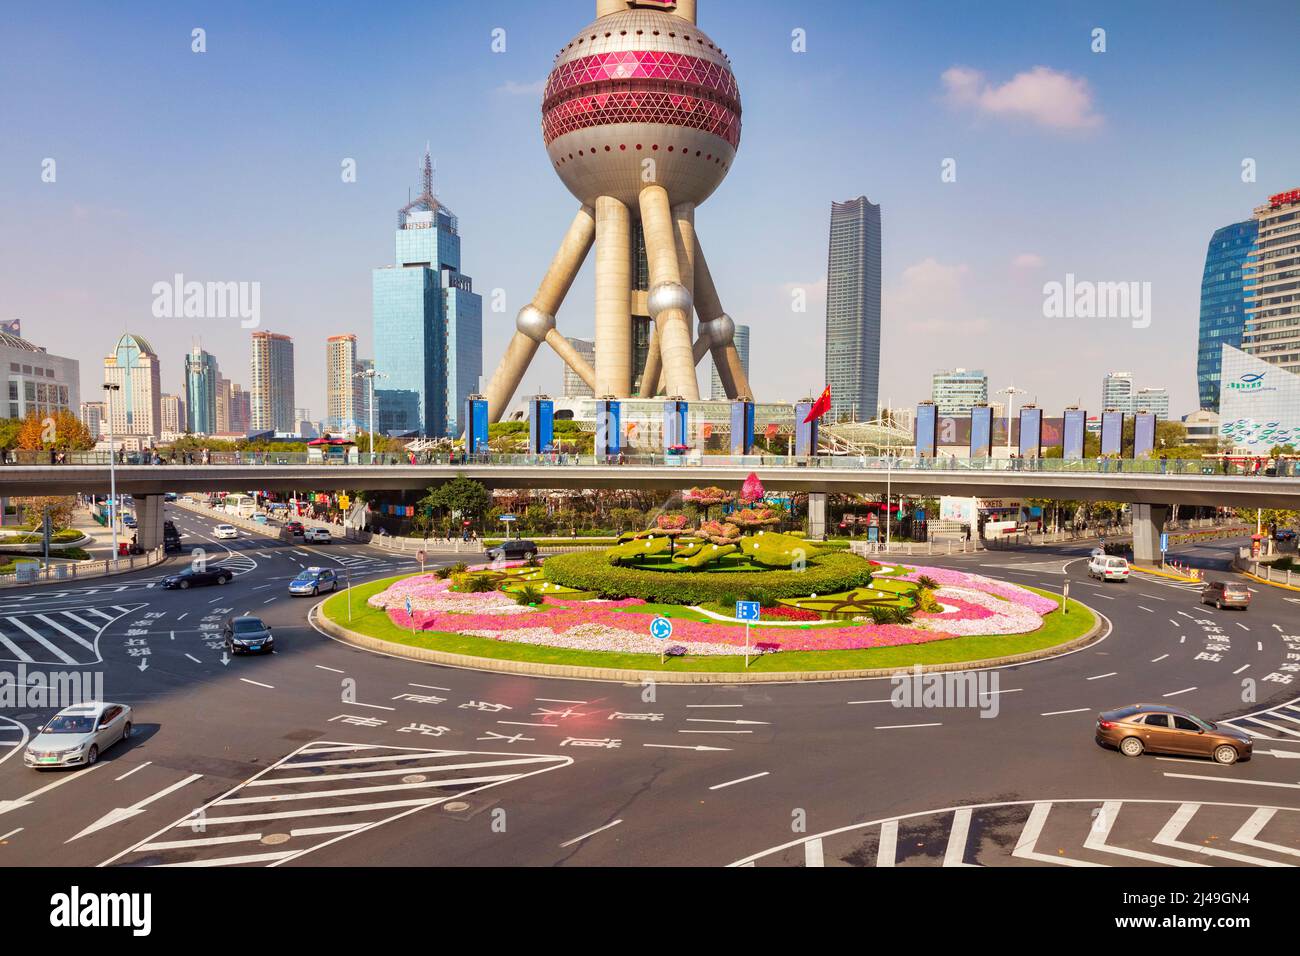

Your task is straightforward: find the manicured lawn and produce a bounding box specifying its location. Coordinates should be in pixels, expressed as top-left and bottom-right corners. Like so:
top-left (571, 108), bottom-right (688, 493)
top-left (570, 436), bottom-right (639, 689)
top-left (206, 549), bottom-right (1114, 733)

top-left (321, 576), bottom-right (1097, 673)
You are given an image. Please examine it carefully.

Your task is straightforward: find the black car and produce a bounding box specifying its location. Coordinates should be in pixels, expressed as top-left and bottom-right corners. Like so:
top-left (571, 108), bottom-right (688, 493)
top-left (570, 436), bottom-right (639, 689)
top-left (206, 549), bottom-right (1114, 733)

top-left (485, 539), bottom-right (538, 562)
top-left (161, 566), bottom-right (232, 589)
top-left (224, 616), bottom-right (274, 655)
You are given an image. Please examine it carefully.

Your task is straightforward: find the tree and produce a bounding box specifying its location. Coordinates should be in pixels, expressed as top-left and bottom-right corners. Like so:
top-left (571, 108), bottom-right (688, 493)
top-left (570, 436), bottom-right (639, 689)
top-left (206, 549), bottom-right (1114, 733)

top-left (16, 410), bottom-right (94, 451)
top-left (13, 496), bottom-right (76, 531)
top-left (418, 476), bottom-right (491, 531)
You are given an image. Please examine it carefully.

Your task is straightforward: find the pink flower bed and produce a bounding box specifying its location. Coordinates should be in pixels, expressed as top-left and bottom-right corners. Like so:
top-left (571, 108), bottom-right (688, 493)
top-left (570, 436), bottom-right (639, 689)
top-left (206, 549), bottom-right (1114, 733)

top-left (365, 561), bottom-right (1058, 656)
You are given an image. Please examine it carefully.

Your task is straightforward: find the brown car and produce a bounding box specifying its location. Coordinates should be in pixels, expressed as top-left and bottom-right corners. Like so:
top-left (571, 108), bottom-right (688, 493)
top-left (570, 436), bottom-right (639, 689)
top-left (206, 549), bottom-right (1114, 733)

top-left (1096, 704), bottom-right (1252, 765)
top-left (1201, 580), bottom-right (1250, 610)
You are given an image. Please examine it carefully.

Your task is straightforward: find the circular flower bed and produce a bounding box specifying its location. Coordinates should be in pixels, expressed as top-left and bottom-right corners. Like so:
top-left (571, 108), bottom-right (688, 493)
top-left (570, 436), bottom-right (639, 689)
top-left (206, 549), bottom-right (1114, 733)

top-left (365, 560), bottom-right (1061, 657)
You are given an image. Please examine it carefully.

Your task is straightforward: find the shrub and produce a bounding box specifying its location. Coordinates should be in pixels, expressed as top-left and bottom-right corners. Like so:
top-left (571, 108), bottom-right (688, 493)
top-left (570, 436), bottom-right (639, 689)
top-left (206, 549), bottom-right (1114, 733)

top-left (916, 575), bottom-right (940, 591)
top-left (543, 549), bottom-right (876, 605)
top-left (454, 572), bottom-right (498, 593)
top-left (514, 585), bottom-right (543, 606)
top-left (432, 566), bottom-right (454, 580)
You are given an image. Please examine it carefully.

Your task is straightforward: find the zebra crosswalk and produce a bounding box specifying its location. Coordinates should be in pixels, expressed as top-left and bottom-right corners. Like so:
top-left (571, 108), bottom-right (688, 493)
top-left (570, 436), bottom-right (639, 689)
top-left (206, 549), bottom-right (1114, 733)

top-left (731, 799), bottom-right (1300, 867)
top-left (0, 603), bottom-right (145, 665)
top-left (1223, 702), bottom-right (1300, 741)
top-left (103, 742), bottom-right (573, 867)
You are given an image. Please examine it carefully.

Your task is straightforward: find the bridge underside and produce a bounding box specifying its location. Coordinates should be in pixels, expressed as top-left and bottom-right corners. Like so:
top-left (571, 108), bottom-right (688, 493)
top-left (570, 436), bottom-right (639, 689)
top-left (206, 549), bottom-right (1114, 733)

top-left (0, 465), bottom-right (1296, 509)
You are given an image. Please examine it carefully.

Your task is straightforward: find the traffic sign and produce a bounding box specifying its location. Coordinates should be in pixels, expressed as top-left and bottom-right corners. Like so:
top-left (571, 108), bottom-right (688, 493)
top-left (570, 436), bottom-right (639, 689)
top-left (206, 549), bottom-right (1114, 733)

top-left (1160, 532), bottom-right (1169, 553)
top-left (735, 600), bottom-right (760, 622)
top-left (649, 617), bottom-right (673, 640)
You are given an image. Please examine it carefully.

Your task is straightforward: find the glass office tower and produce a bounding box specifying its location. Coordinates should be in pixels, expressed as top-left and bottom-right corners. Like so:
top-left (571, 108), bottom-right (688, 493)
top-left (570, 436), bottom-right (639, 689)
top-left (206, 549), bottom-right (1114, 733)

top-left (1197, 219), bottom-right (1257, 411)
top-left (184, 346), bottom-right (220, 434)
top-left (825, 197), bottom-right (881, 423)
top-left (372, 152), bottom-right (482, 438)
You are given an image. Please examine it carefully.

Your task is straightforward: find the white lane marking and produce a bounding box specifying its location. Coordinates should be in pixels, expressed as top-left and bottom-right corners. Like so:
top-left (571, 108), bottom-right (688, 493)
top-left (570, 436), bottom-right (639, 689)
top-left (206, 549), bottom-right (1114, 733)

top-left (535, 698), bottom-right (586, 704)
top-left (1041, 708), bottom-right (1090, 716)
top-left (686, 704), bottom-right (743, 708)
top-left (1153, 802), bottom-right (1290, 866)
top-left (848, 699), bottom-right (893, 705)
top-left (804, 837), bottom-right (825, 867)
top-left (115, 762), bottom-right (152, 781)
top-left (877, 820), bottom-right (897, 867)
top-left (1138, 593), bottom-right (1167, 601)
top-left (239, 678), bottom-right (274, 690)
top-left (0, 763), bottom-right (102, 816)
top-left (873, 723), bottom-right (942, 730)
top-left (57, 610), bottom-right (105, 633)
top-left (559, 819), bottom-right (622, 849)
top-left (679, 729), bottom-right (753, 734)
top-left (1257, 641), bottom-right (1263, 651)
top-left (686, 718), bottom-right (769, 725)
top-left (0, 827), bottom-right (22, 842)
top-left (1086, 672), bottom-right (1117, 681)
top-left (1084, 800), bottom-right (1206, 866)
top-left (409, 683), bottom-right (450, 691)
top-left (1237, 623), bottom-right (1251, 631)
top-left (139, 832), bottom-right (264, 852)
top-left (1151, 654), bottom-right (1170, 662)
top-left (1138, 606), bottom-right (1154, 613)
top-left (943, 808), bottom-right (978, 867)
top-left (219, 773), bottom-right (519, 806)
top-left (1093, 594), bottom-right (1114, 601)
top-left (314, 665), bottom-right (345, 674)
top-left (185, 653), bottom-right (202, 663)
top-left (1164, 772), bottom-right (1300, 790)
top-left (1232, 808), bottom-right (1300, 859)
top-left (709, 772), bottom-right (770, 791)
top-left (176, 613), bottom-right (189, 621)
top-left (1162, 687), bottom-right (1197, 698)
top-left (252, 755), bottom-right (562, 786)
top-left (67, 773), bottom-right (205, 842)
top-left (1234, 664), bottom-right (1251, 674)
top-left (156, 850), bottom-right (298, 868)
top-left (1011, 802), bottom-right (1103, 867)
top-left (0, 630), bottom-right (34, 663)
top-left (1247, 718), bottom-right (1300, 738)
top-left (1180, 636), bottom-right (1187, 644)
top-left (1169, 619), bottom-right (1181, 626)
top-left (5, 617), bottom-right (77, 664)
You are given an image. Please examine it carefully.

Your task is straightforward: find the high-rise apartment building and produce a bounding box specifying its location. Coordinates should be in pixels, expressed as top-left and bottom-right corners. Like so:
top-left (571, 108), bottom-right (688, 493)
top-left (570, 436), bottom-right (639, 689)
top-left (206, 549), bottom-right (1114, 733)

top-left (709, 325), bottom-right (749, 400)
top-left (184, 347), bottom-right (220, 435)
top-left (372, 151), bottom-right (482, 437)
top-left (215, 374), bottom-right (231, 433)
top-left (79, 401), bottom-right (104, 439)
top-left (104, 333), bottom-right (161, 438)
top-left (228, 384), bottom-right (251, 435)
top-left (931, 368), bottom-right (988, 415)
top-left (159, 393), bottom-right (185, 434)
top-left (250, 331), bottom-right (295, 433)
top-left (825, 197), bottom-right (882, 423)
top-left (1196, 219), bottom-right (1258, 411)
top-left (326, 334), bottom-right (367, 432)
top-left (1242, 189), bottom-right (1300, 376)
top-left (563, 338), bottom-right (597, 399)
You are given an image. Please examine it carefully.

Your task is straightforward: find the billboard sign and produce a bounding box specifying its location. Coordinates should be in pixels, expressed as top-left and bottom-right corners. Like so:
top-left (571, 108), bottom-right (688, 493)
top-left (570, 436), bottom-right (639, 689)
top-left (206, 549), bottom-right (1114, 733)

top-left (1100, 411), bottom-right (1124, 456)
top-left (969, 406), bottom-right (992, 458)
top-left (1133, 411), bottom-right (1156, 459)
top-left (1062, 408), bottom-right (1087, 460)
top-left (915, 403), bottom-right (938, 458)
top-left (1018, 407), bottom-right (1042, 458)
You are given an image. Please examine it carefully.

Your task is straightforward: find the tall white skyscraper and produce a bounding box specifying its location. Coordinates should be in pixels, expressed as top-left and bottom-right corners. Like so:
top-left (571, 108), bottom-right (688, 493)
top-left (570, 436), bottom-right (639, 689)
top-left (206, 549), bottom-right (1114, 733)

top-left (250, 331), bottom-right (295, 433)
top-left (709, 324), bottom-right (749, 400)
top-left (825, 197), bottom-right (881, 422)
top-left (104, 333), bottom-right (162, 438)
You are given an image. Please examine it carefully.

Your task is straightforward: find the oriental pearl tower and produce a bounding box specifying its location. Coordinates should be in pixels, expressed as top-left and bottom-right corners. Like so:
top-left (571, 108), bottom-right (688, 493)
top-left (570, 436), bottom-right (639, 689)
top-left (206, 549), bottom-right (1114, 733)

top-left (483, 0), bottom-right (752, 421)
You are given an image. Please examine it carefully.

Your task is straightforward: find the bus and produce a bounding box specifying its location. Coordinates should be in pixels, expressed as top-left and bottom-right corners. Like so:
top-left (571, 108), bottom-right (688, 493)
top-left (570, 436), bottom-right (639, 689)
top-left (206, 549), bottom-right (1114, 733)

top-left (224, 493), bottom-right (258, 519)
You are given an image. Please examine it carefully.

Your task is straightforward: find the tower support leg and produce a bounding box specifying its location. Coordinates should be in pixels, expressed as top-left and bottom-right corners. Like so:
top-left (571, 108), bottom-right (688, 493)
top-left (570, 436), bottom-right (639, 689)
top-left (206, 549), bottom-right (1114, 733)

top-left (484, 205), bottom-right (595, 421)
top-left (638, 185), bottom-right (699, 399)
top-left (694, 235), bottom-right (752, 400)
top-left (595, 196), bottom-right (633, 397)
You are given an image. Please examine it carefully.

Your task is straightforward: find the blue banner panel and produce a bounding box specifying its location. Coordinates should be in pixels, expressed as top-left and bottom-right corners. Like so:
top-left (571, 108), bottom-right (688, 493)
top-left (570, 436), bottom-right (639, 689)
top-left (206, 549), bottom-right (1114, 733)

top-left (528, 398), bottom-right (554, 454)
top-left (794, 402), bottom-right (818, 456)
top-left (465, 398), bottom-right (489, 454)
top-left (970, 406), bottom-right (993, 458)
top-left (1133, 411), bottom-right (1156, 459)
top-left (663, 400), bottom-right (689, 451)
top-left (1018, 407), bottom-right (1042, 458)
top-left (595, 400), bottom-right (621, 456)
top-left (1101, 411), bottom-right (1125, 457)
top-left (915, 403), bottom-right (938, 458)
top-left (730, 400), bottom-right (755, 455)
top-left (1063, 408), bottom-right (1087, 460)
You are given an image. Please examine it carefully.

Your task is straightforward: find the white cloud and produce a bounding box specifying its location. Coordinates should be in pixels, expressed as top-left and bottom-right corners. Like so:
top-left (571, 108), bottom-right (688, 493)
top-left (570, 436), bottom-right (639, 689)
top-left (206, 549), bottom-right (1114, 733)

top-left (942, 65), bottom-right (1103, 131)
top-left (497, 78), bottom-right (546, 96)
top-left (886, 258), bottom-right (985, 335)
top-left (1011, 252), bottom-right (1044, 269)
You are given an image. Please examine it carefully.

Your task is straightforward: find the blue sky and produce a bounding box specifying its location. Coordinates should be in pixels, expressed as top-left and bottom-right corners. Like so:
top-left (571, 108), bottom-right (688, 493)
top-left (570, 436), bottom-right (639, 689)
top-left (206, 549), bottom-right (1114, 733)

top-left (2, 0), bottom-right (1298, 421)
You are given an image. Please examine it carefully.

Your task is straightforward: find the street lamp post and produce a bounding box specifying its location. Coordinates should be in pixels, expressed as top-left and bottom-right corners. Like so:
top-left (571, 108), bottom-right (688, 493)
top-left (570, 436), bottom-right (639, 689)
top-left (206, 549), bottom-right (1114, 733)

top-left (996, 384), bottom-right (1028, 459)
top-left (103, 382), bottom-right (121, 564)
top-left (353, 367), bottom-right (387, 463)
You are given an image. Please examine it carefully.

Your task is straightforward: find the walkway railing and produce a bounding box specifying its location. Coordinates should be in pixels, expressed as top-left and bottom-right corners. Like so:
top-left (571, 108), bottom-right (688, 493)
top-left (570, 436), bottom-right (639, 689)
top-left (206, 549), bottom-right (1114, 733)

top-left (0, 545), bottom-right (166, 588)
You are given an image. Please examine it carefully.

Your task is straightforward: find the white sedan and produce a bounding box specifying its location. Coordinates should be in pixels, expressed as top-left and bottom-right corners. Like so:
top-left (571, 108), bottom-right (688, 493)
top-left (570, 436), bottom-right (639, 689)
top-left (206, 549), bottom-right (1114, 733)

top-left (24, 702), bottom-right (133, 769)
top-left (214, 524), bottom-right (239, 539)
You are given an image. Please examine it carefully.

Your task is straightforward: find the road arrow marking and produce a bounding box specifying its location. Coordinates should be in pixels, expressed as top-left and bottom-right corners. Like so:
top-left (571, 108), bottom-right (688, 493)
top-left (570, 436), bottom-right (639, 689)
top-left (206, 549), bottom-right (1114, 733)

top-left (138, 659), bottom-right (149, 672)
top-left (1256, 749), bottom-right (1300, 759)
top-left (643, 743), bottom-right (731, 751)
top-left (685, 718), bottom-right (769, 725)
top-left (221, 653), bottom-right (230, 666)
top-left (66, 773), bottom-right (204, 842)
top-left (0, 763), bottom-right (101, 816)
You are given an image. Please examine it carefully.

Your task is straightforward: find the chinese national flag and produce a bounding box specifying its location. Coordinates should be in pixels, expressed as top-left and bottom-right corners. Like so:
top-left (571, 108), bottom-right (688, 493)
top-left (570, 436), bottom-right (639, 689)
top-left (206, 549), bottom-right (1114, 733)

top-left (702, 423), bottom-right (713, 439)
top-left (803, 385), bottom-right (831, 423)
top-left (764, 422), bottom-right (780, 439)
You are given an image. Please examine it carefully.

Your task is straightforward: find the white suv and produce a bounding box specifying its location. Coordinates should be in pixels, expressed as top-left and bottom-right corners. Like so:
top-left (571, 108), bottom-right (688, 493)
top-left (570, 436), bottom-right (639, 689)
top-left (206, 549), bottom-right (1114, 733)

top-left (304, 527), bottom-right (332, 543)
top-left (1088, 554), bottom-right (1130, 582)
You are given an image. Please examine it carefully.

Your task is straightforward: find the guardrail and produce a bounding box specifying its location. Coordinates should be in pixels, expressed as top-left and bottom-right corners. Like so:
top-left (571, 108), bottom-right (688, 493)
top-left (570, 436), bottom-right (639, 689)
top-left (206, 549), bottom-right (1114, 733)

top-left (0, 545), bottom-right (166, 588)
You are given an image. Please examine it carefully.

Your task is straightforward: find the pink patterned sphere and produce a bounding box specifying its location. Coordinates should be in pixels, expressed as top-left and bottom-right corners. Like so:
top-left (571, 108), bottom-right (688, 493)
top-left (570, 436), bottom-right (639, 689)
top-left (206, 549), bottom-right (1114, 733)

top-left (543, 9), bottom-right (741, 208)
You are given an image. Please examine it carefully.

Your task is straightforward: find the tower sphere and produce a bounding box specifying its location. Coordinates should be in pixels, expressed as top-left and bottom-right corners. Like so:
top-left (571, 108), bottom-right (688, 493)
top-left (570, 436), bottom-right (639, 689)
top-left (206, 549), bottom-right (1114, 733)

top-left (543, 9), bottom-right (741, 209)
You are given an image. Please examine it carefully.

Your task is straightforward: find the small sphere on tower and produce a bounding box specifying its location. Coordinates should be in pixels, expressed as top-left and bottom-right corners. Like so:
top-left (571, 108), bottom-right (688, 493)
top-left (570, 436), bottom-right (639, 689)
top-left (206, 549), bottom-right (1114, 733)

top-left (542, 8), bottom-right (741, 209)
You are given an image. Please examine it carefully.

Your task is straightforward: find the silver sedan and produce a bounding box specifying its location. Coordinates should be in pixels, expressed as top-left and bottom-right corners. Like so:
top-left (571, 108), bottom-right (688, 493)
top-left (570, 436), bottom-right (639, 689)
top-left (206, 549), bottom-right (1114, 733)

top-left (23, 702), bottom-right (134, 769)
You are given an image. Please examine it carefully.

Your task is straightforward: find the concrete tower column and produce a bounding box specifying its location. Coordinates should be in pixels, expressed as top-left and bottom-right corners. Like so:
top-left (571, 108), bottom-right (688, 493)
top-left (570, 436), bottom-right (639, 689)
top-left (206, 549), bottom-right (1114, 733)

top-left (694, 237), bottom-right (752, 399)
top-left (1131, 503), bottom-right (1170, 568)
top-left (638, 185), bottom-right (700, 399)
top-left (647, 201), bottom-right (699, 396)
top-left (135, 494), bottom-right (165, 551)
top-left (595, 196), bottom-right (633, 397)
top-left (596, 0), bottom-right (628, 17)
top-left (484, 205), bottom-right (595, 421)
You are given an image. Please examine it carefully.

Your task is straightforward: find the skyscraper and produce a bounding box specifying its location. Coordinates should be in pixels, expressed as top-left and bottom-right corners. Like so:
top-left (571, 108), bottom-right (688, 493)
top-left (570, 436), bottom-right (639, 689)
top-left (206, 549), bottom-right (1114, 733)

top-left (79, 401), bottom-right (104, 439)
top-left (1134, 387), bottom-right (1170, 420)
top-left (326, 334), bottom-right (360, 432)
top-left (372, 150), bottom-right (482, 437)
top-left (228, 384), bottom-right (250, 435)
top-left (1196, 219), bottom-right (1257, 411)
top-left (104, 333), bottom-right (162, 438)
top-left (563, 338), bottom-right (596, 398)
top-left (1102, 371), bottom-right (1135, 413)
top-left (931, 368), bottom-right (988, 415)
top-left (184, 346), bottom-right (220, 435)
top-left (250, 331), bottom-right (295, 433)
top-left (1242, 189), bottom-right (1300, 376)
top-left (825, 197), bottom-right (881, 423)
top-left (160, 393), bottom-right (184, 434)
top-left (709, 324), bottom-right (749, 400)
top-left (215, 374), bottom-right (231, 433)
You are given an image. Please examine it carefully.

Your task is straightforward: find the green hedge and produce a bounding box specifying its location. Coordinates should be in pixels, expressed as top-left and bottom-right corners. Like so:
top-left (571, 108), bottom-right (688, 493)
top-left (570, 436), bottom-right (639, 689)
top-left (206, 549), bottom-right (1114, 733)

top-left (543, 548), bottom-right (875, 604)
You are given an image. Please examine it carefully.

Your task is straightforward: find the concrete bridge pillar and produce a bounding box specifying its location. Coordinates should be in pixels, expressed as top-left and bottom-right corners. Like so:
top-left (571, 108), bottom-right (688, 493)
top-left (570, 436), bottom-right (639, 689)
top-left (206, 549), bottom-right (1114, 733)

top-left (1131, 503), bottom-right (1169, 568)
top-left (807, 492), bottom-right (827, 541)
top-left (135, 494), bottom-right (165, 551)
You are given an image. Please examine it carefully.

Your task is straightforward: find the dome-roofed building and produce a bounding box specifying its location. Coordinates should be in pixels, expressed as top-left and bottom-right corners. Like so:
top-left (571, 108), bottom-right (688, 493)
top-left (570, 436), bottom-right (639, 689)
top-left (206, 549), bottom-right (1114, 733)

top-left (104, 332), bottom-right (162, 439)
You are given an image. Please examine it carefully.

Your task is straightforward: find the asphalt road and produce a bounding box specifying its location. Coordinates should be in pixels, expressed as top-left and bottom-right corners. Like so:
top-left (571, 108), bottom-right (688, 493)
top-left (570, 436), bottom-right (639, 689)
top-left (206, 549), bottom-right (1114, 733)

top-left (0, 509), bottom-right (1297, 869)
